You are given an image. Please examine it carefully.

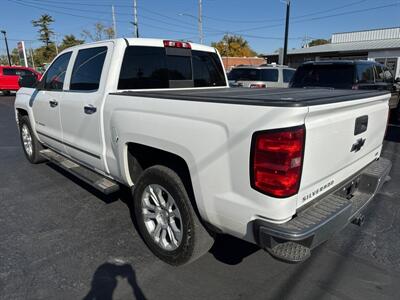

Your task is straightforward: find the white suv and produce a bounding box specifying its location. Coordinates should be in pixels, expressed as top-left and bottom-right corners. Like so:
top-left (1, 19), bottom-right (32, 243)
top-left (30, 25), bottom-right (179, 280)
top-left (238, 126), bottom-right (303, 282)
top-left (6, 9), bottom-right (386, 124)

top-left (228, 64), bottom-right (295, 88)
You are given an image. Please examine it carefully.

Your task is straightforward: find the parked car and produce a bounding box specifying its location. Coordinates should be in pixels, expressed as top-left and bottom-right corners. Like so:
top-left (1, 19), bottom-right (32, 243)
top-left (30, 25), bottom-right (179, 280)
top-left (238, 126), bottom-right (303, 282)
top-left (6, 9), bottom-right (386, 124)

top-left (0, 66), bottom-right (42, 95)
top-left (290, 60), bottom-right (400, 109)
top-left (15, 38), bottom-right (391, 265)
top-left (228, 64), bottom-right (295, 88)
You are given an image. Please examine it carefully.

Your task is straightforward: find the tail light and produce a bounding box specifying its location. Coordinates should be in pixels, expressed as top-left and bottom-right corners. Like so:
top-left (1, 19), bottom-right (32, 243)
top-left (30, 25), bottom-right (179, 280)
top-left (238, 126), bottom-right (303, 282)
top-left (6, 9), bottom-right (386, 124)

top-left (163, 40), bottom-right (191, 49)
top-left (250, 83), bottom-right (266, 88)
top-left (251, 126), bottom-right (305, 198)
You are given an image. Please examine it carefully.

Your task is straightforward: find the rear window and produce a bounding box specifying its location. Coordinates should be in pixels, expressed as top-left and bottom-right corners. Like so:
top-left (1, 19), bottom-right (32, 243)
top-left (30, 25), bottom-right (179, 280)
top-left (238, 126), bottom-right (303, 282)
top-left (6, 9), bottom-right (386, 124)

top-left (228, 68), bottom-right (259, 81)
top-left (261, 69), bottom-right (278, 82)
top-left (290, 64), bottom-right (355, 89)
top-left (228, 68), bottom-right (278, 82)
top-left (3, 68), bottom-right (35, 76)
top-left (356, 64), bottom-right (374, 83)
top-left (118, 46), bottom-right (226, 90)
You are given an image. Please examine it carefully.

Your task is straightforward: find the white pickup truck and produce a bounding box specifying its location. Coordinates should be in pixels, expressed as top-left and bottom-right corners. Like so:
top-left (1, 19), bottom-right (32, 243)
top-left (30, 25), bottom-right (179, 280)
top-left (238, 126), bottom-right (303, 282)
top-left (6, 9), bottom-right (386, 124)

top-left (15, 38), bottom-right (392, 265)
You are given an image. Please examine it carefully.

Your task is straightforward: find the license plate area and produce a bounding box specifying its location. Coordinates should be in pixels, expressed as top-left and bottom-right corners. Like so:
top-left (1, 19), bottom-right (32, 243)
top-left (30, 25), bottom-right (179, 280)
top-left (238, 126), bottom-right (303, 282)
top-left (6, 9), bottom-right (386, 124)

top-left (335, 176), bottom-right (361, 199)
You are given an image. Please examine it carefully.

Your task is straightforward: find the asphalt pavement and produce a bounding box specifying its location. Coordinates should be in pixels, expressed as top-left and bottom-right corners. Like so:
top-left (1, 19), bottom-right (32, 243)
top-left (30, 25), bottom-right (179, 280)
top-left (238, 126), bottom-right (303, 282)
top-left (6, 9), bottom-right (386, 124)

top-left (1, 95), bottom-right (400, 300)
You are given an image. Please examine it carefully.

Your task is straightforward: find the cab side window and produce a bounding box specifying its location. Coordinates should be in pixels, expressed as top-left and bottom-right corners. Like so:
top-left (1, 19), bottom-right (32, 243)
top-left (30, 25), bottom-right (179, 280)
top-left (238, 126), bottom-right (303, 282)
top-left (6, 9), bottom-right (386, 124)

top-left (283, 69), bottom-right (295, 83)
top-left (374, 65), bottom-right (385, 83)
top-left (3, 68), bottom-right (18, 76)
top-left (70, 47), bottom-right (107, 91)
top-left (43, 52), bottom-right (72, 91)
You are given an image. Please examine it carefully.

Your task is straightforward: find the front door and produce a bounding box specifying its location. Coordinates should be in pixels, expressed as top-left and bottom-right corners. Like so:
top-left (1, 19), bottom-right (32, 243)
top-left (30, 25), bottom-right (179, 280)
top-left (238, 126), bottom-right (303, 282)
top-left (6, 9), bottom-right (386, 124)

top-left (31, 52), bottom-right (72, 152)
top-left (60, 43), bottom-right (111, 172)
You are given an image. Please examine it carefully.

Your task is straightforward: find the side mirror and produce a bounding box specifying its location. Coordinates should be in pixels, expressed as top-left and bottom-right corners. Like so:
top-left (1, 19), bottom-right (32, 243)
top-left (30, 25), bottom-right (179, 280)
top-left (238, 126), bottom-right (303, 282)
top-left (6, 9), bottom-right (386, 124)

top-left (395, 77), bottom-right (400, 83)
top-left (18, 74), bottom-right (38, 88)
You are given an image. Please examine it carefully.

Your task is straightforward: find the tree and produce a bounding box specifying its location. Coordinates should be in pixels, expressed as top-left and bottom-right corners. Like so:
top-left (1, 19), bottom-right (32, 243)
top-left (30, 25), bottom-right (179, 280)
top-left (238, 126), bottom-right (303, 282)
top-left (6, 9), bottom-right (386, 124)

top-left (59, 34), bottom-right (84, 51)
top-left (32, 14), bottom-right (55, 46)
top-left (308, 39), bottom-right (330, 47)
top-left (211, 34), bottom-right (257, 57)
top-left (82, 22), bottom-right (115, 41)
top-left (0, 49), bottom-right (19, 65)
top-left (0, 55), bottom-right (8, 65)
top-left (33, 45), bottom-right (57, 66)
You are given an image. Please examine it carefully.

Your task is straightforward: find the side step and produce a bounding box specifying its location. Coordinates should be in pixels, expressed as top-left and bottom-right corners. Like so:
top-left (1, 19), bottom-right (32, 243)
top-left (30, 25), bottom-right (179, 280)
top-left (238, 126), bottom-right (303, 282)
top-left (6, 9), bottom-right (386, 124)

top-left (267, 242), bottom-right (311, 263)
top-left (40, 149), bottom-right (119, 194)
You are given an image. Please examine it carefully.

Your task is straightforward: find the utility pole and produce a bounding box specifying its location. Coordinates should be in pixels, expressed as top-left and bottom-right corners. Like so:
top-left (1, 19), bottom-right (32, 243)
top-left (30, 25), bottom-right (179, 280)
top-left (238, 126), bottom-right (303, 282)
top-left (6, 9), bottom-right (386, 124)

top-left (282, 0), bottom-right (290, 66)
top-left (112, 5), bottom-right (117, 38)
top-left (1, 30), bottom-right (12, 66)
top-left (198, 0), bottom-right (203, 44)
top-left (133, 0), bottom-right (139, 38)
top-left (54, 32), bottom-right (59, 55)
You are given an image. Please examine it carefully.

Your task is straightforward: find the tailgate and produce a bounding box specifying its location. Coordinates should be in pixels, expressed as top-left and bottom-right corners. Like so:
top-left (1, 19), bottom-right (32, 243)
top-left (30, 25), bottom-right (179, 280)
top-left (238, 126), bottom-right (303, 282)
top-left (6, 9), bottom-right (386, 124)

top-left (298, 92), bottom-right (389, 208)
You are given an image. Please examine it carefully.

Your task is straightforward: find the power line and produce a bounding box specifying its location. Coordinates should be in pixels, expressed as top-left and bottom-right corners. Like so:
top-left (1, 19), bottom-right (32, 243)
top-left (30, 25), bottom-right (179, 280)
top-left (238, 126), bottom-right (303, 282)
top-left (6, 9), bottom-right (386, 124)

top-left (14, 0), bottom-right (210, 34)
top-left (24, 0), bottom-right (134, 7)
top-left (18, 0), bottom-right (212, 33)
top-left (202, 0), bottom-right (371, 24)
top-left (10, 0), bottom-right (201, 36)
top-left (222, 2), bottom-right (400, 34)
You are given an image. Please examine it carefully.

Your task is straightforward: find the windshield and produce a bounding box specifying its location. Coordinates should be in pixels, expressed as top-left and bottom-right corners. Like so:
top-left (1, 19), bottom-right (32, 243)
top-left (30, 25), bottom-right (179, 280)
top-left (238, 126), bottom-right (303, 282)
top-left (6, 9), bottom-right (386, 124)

top-left (290, 64), bottom-right (355, 89)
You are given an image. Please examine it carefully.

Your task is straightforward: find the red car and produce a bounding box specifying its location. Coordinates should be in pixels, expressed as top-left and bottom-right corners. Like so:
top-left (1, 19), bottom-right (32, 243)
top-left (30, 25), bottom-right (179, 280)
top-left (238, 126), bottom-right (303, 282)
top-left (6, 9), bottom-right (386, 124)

top-left (0, 66), bottom-right (42, 95)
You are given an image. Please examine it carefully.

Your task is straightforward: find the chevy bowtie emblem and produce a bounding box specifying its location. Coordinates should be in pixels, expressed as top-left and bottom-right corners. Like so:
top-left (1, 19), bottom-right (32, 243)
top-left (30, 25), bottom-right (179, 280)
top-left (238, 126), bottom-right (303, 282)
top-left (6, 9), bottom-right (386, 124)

top-left (351, 138), bottom-right (366, 153)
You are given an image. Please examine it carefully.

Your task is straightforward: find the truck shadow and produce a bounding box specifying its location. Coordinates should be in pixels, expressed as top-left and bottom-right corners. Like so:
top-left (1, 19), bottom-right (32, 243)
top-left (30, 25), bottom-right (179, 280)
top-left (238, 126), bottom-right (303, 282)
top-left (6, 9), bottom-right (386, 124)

top-left (83, 262), bottom-right (146, 300)
top-left (47, 163), bottom-right (123, 204)
top-left (210, 234), bottom-right (260, 265)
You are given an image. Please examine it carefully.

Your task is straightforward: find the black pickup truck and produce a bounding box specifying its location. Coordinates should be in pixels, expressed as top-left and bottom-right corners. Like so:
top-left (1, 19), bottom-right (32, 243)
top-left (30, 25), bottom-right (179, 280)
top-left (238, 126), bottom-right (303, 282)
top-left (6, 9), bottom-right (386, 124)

top-left (289, 60), bottom-right (400, 111)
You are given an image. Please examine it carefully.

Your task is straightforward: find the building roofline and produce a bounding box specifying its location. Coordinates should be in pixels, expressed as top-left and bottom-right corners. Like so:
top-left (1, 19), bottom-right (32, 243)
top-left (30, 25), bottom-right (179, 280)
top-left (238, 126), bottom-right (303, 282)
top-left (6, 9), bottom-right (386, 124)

top-left (332, 26), bottom-right (400, 36)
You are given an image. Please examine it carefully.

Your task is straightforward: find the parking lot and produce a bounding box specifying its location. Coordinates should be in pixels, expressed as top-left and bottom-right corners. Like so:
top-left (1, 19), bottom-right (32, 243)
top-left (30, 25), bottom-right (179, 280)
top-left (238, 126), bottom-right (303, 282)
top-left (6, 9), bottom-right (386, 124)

top-left (1, 94), bottom-right (400, 299)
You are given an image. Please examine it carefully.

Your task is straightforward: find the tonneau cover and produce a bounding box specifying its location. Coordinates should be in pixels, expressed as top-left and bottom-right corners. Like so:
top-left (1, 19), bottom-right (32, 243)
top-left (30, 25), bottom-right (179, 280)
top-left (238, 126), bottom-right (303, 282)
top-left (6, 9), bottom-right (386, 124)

top-left (111, 88), bottom-right (389, 107)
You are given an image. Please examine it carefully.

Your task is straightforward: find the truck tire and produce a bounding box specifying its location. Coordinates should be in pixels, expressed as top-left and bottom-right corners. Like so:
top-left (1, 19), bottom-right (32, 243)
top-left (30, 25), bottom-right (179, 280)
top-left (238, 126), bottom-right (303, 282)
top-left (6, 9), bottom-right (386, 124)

top-left (133, 165), bottom-right (214, 266)
top-left (2, 91), bottom-right (11, 96)
top-left (19, 115), bottom-right (46, 164)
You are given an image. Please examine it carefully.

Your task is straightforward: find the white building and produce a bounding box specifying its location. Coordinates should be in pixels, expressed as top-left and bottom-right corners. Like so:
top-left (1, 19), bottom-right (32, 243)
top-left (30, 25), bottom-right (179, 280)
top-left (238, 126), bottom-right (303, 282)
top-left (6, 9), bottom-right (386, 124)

top-left (264, 27), bottom-right (400, 78)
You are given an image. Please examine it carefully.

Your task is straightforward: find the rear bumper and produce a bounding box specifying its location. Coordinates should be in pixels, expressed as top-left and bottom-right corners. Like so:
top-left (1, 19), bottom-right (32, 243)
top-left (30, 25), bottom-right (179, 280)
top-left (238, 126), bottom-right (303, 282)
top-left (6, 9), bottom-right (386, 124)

top-left (254, 157), bottom-right (392, 262)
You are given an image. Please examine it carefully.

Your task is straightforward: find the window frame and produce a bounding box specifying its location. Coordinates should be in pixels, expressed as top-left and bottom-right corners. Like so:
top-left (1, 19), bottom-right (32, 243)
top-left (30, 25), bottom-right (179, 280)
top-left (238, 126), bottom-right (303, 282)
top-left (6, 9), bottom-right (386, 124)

top-left (38, 51), bottom-right (72, 92)
top-left (68, 46), bottom-right (108, 93)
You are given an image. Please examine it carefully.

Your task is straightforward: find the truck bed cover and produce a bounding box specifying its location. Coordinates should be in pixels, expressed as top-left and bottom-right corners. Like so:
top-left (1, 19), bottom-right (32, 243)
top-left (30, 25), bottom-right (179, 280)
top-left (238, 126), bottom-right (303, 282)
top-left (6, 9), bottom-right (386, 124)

top-left (112, 88), bottom-right (388, 107)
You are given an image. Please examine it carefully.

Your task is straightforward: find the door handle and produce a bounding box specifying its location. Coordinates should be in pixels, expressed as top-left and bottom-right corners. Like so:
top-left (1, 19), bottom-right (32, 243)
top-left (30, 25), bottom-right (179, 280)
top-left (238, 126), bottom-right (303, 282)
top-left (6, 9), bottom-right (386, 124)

top-left (49, 99), bottom-right (58, 107)
top-left (84, 105), bottom-right (97, 114)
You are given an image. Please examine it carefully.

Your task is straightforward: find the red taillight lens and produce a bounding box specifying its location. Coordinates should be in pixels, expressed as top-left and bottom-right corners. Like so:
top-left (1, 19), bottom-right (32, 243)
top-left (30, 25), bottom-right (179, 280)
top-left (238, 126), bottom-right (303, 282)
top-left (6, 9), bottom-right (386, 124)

top-left (251, 126), bottom-right (305, 198)
top-left (163, 40), bottom-right (191, 49)
top-left (250, 83), bottom-right (266, 88)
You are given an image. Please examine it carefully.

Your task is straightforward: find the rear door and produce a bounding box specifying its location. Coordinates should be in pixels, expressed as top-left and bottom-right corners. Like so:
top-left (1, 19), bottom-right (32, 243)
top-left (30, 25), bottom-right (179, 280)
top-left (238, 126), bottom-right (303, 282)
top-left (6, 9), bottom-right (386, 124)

top-left (60, 42), bottom-right (112, 172)
top-left (299, 92), bottom-right (389, 208)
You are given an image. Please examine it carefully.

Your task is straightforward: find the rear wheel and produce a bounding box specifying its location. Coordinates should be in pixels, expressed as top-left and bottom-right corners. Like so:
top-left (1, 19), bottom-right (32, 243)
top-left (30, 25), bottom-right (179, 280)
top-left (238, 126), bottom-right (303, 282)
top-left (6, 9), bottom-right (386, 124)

top-left (19, 115), bottom-right (46, 164)
top-left (133, 165), bottom-right (214, 265)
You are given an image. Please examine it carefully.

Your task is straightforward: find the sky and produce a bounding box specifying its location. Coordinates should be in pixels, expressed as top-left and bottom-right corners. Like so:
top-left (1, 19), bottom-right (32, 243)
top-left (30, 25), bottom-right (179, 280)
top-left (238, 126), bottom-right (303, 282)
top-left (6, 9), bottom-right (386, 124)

top-left (1, 0), bottom-right (400, 56)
